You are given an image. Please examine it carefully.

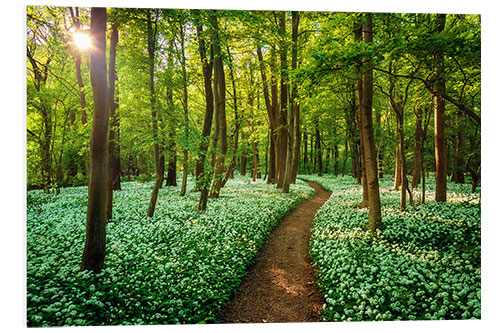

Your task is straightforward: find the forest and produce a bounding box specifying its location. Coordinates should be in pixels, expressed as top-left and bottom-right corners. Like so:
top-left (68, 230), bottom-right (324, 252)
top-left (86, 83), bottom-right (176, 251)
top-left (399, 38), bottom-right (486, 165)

top-left (26, 5), bottom-right (481, 327)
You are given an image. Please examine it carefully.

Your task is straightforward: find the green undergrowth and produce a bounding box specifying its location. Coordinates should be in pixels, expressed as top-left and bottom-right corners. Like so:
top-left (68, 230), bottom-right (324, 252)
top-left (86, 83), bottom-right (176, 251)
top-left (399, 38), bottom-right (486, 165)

top-left (26, 176), bottom-right (315, 326)
top-left (299, 174), bottom-right (480, 322)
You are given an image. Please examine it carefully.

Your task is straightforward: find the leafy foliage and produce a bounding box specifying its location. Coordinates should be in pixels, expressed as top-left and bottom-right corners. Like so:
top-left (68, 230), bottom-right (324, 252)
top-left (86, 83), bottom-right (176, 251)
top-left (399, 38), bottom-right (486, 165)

top-left (300, 175), bottom-right (480, 321)
top-left (26, 176), bottom-right (314, 326)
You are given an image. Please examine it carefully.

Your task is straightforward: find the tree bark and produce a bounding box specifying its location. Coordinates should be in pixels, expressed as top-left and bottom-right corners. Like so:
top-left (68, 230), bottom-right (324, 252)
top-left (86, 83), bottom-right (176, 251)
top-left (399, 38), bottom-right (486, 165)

top-left (276, 11), bottom-right (288, 189)
top-left (146, 9), bottom-right (163, 217)
top-left (360, 14), bottom-right (382, 231)
top-left (165, 40), bottom-right (177, 187)
top-left (256, 44), bottom-right (278, 184)
top-left (194, 30), bottom-right (214, 189)
top-left (209, 11), bottom-right (228, 198)
top-left (434, 13), bottom-right (447, 202)
top-left (355, 22), bottom-right (368, 207)
top-left (283, 11), bottom-right (299, 193)
top-left (180, 23), bottom-right (189, 197)
top-left (81, 7), bottom-right (109, 272)
top-left (222, 46), bottom-right (240, 186)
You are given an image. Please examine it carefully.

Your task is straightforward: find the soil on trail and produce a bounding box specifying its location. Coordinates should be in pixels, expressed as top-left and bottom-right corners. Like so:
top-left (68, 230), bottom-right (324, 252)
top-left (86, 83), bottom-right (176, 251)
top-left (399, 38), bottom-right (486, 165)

top-left (218, 181), bottom-right (330, 324)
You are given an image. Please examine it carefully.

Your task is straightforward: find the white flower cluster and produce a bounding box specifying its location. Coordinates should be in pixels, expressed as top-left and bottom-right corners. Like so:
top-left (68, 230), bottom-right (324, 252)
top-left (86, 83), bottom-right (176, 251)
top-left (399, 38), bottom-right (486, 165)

top-left (27, 176), bottom-right (315, 326)
top-left (300, 174), bottom-right (481, 322)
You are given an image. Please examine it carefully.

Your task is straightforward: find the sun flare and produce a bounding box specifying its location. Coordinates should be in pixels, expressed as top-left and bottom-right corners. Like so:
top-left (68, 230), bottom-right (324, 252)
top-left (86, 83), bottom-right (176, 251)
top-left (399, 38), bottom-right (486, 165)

top-left (73, 31), bottom-right (91, 51)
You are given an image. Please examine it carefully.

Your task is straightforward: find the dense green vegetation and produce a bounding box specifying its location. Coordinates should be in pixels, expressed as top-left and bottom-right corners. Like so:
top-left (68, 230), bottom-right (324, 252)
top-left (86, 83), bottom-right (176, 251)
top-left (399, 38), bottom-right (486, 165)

top-left (27, 176), bottom-right (314, 326)
top-left (25, 4), bottom-right (482, 328)
top-left (301, 174), bottom-right (480, 321)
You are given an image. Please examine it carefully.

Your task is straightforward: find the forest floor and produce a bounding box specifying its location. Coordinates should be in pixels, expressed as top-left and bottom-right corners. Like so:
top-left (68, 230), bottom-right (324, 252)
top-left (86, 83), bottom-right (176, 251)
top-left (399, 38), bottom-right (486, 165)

top-left (217, 182), bottom-right (330, 323)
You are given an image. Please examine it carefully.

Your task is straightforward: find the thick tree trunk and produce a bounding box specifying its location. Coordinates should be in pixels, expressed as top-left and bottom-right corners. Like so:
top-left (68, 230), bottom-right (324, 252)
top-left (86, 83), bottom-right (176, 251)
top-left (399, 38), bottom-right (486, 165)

top-left (434, 13), bottom-right (447, 202)
top-left (209, 11), bottom-right (228, 199)
top-left (360, 14), bottom-right (382, 231)
top-left (194, 25), bottom-right (214, 190)
top-left (81, 7), bottom-right (109, 273)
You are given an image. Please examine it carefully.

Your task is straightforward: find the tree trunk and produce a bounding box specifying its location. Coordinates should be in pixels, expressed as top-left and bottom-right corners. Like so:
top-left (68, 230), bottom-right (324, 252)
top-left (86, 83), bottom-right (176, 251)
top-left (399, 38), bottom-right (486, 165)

top-left (283, 11), bottom-right (299, 193)
top-left (375, 107), bottom-right (383, 178)
top-left (411, 107), bottom-right (423, 189)
top-left (180, 23), bottom-right (189, 197)
top-left (146, 9), bottom-right (163, 217)
top-left (434, 13), bottom-right (447, 202)
top-left (240, 132), bottom-right (247, 176)
top-left (394, 144), bottom-right (401, 190)
top-left (292, 104), bottom-right (300, 183)
top-left (276, 11), bottom-right (288, 189)
top-left (360, 14), bottom-right (382, 231)
top-left (165, 39), bottom-right (177, 187)
top-left (342, 140), bottom-right (349, 176)
top-left (315, 120), bottom-right (323, 176)
top-left (81, 7), bottom-right (109, 273)
top-left (455, 110), bottom-right (466, 183)
top-left (420, 104), bottom-right (432, 204)
top-left (397, 113), bottom-right (409, 211)
top-left (256, 44), bottom-right (278, 184)
top-left (209, 11), bottom-right (227, 198)
top-left (106, 22), bottom-right (119, 221)
top-left (355, 23), bottom-right (368, 206)
top-left (194, 23), bottom-right (214, 191)
top-left (222, 46), bottom-right (240, 186)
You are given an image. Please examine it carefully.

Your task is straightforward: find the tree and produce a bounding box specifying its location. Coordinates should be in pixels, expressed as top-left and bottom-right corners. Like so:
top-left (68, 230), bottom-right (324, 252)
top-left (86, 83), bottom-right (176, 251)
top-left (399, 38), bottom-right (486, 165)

top-left (81, 7), bottom-right (109, 272)
top-left (106, 21), bottom-right (120, 221)
top-left (276, 11), bottom-right (288, 189)
top-left (209, 10), bottom-right (228, 199)
top-left (282, 11), bottom-right (299, 193)
top-left (194, 11), bottom-right (214, 195)
top-left (359, 14), bottom-right (382, 231)
top-left (256, 43), bottom-right (278, 185)
top-left (146, 8), bottom-right (164, 218)
top-left (434, 13), bottom-right (447, 202)
top-left (179, 21), bottom-right (190, 197)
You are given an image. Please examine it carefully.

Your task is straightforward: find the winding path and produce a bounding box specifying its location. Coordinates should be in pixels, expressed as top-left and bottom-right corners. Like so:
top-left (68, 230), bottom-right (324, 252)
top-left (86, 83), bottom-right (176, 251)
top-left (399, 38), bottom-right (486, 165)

top-left (218, 182), bottom-right (330, 323)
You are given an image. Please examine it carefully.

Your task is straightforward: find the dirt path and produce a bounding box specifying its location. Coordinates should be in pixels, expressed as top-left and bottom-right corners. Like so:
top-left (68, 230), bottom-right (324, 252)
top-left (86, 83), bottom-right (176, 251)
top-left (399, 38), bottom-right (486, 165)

top-left (218, 181), bottom-right (330, 323)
